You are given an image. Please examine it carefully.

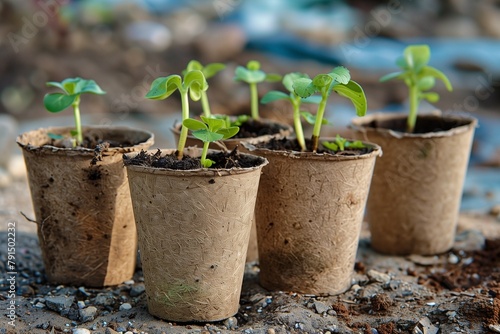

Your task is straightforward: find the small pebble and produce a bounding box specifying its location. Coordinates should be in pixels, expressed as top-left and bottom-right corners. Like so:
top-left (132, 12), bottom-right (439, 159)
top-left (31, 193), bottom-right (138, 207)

top-left (72, 329), bottom-right (91, 334)
top-left (448, 253), bottom-right (460, 264)
top-left (77, 301), bottom-right (86, 309)
top-left (129, 284), bottom-right (146, 297)
top-left (489, 324), bottom-right (500, 333)
top-left (119, 303), bottom-right (132, 311)
top-left (223, 317), bottom-right (238, 330)
top-left (79, 306), bottom-right (97, 323)
top-left (124, 280), bottom-right (135, 285)
top-left (34, 302), bottom-right (45, 308)
top-left (267, 329), bottom-right (276, 334)
top-left (367, 269), bottom-right (391, 284)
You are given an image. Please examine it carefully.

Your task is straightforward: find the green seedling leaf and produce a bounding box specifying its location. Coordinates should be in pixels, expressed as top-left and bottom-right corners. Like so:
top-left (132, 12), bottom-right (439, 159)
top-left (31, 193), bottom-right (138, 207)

top-left (417, 76), bottom-right (436, 91)
top-left (293, 78), bottom-right (316, 98)
top-left (312, 74), bottom-right (333, 89)
top-left (46, 81), bottom-right (67, 93)
top-left (404, 45), bottom-right (430, 72)
top-left (192, 129), bottom-right (224, 142)
top-left (145, 75), bottom-right (182, 100)
top-left (75, 79), bottom-right (106, 95)
top-left (380, 71), bottom-right (405, 82)
top-left (43, 93), bottom-right (77, 113)
top-left (182, 118), bottom-right (207, 131)
top-left (200, 115), bottom-right (225, 133)
top-left (47, 132), bottom-right (64, 140)
top-left (421, 66), bottom-right (453, 91)
top-left (301, 111), bottom-right (328, 125)
top-left (217, 126), bottom-right (239, 139)
top-left (185, 70), bottom-right (209, 101)
top-left (70, 129), bottom-right (78, 137)
top-left (329, 66), bottom-right (351, 84)
top-left (247, 60), bottom-right (260, 70)
top-left (234, 66), bottom-right (267, 83)
top-left (422, 92), bottom-right (440, 103)
top-left (322, 141), bottom-right (339, 151)
top-left (332, 80), bottom-right (367, 116)
top-left (60, 77), bottom-right (80, 94)
top-left (283, 72), bottom-right (310, 92)
top-left (265, 73), bottom-right (282, 82)
top-left (261, 91), bottom-right (290, 104)
top-left (203, 63), bottom-right (226, 78)
top-left (346, 140), bottom-right (366, 149)
top-left (395, 56), bottom-right (409, 70)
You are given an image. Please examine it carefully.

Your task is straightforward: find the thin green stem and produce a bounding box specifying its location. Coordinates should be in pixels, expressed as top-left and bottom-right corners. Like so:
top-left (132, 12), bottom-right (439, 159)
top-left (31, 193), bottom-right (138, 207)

top-left (250, 83), bottom-right (259, 120)
top-left (292, 97), bottom-right (306, 151)
top-left (407, 85), bottom-right (419, 133)
top-left (200, 91), bottom-right (211, 117)
top-left (72, 95), bottom-right (82, 146)
top-left (201, 141), bottom-right (210, 167)
top-left (311, 94), bottom-right (328, 152)
top-left (177, 90), bottom-right (190, 159)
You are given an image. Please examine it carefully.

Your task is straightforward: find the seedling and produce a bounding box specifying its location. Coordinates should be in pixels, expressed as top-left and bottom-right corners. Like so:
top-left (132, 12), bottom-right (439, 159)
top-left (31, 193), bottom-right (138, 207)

top-left (43, 77), bottom-right (106, 146)
top-left (261, 72), bottom-right (321, 151)
top-left (322, 135), bottom-right (366, 152)
top-left (234, 60), bottom-right (281, 120)
top-left (293, 66), bottom-right (367, 152)
top-left (183, 60), bottom-right (226, 117)
top-left (182, 116), bottom-right (239, 167)
top-left (380, 44), bottom-right (453, 133)
top-left (145, 70), bottom-right (208, 159)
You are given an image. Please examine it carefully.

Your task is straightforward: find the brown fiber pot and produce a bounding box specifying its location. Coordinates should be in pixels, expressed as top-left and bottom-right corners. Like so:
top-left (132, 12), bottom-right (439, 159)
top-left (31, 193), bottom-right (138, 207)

top-left (16, 126), bottom-right (154, 287)
top-left (172, 119), bottom-right (292, 263)
top-left (351, 113), bottom-right (477, 255)
top-left (245, 140), bottom-right (381, 295)
top-left (124, 148), bottom-right (268, 322)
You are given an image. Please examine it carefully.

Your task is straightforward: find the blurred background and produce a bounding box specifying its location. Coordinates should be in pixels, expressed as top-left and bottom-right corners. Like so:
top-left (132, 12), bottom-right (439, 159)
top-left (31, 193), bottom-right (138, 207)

top-left (0, 0), bottom-right (499, 213)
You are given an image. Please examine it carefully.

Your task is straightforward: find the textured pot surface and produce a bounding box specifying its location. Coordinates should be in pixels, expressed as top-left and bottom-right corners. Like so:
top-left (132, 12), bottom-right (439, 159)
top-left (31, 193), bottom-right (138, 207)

top-left (125, 148), bottom-right (267, 322)
top-left (17, 126), bottom-right (154, 287)
top-left (351, 113), bottom-right (477, 255)
top-left (247, 141), bottom-right (380, 295)
top-left (172, 119), bottom-right (292, 263)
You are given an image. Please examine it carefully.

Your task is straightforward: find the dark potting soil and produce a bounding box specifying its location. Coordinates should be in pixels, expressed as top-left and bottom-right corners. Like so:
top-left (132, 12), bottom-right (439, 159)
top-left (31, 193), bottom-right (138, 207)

top-left (123, 147), bottom-right (261, 170)
top-left (364, 115), bottom-right (472, 134)
top-left (233, 119), bottom-right (288, 138)
top-left (257, 137), bottom-right (374, 156)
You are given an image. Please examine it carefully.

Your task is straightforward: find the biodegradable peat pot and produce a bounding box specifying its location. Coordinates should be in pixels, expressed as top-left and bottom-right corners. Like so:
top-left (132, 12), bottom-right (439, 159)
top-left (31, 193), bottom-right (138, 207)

top-left (172, 118), bottom-right (292, 263)
top-left (245, 140), bottom-right (381, 295)
top-left (16, 126), bottom-right (154, 287)
top-left (124, 148), bottom-right (268, 322)
top-left (351, 113), bottom-right (477, 255)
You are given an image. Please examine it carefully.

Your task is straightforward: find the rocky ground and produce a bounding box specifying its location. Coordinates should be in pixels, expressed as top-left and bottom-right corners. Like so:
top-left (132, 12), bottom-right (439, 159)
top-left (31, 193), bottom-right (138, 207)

top-left (0, 176), bottom-right (499, 334)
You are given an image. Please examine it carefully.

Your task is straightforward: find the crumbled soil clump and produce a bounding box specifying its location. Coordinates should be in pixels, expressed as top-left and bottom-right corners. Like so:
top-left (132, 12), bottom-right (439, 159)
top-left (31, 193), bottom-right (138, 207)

top-left (233, 119), bottom-right (288, 138)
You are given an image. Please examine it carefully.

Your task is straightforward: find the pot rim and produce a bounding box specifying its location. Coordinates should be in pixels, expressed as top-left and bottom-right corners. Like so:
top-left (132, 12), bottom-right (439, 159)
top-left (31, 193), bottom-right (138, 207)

top-left (123, 148), bottom-right (268, 176)
top-left (350, 112), bottom-right (478, 139)
top-left (242, 137), bottom-right (382, 161)
top-left (16, 125), bottom-right (154, 155)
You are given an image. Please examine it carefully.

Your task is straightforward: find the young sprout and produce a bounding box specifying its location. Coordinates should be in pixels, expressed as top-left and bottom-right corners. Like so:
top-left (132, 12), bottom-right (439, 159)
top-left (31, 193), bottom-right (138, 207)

top-left (293, 66), bottom-right (367, 152)
top-left (380, 44), bottom-right (453, 133)
top-left (183, 60), bottom-right (226, 117)
top-left (43, 78), bottom-right (106, 146)
top-left (322, 135), bottom-right (366, 152)
top-left (145, 70), bottom-right (208, 159)
top-left (182, 116), bottom-right (239, 168)
top-left (234, 60), bottom-right (281, 121)
top-left (261, 73), bottom-right (321, 151)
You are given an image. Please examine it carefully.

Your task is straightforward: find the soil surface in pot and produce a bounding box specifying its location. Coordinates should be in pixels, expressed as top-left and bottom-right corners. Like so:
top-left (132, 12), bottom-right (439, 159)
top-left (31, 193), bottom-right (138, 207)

top-left (257, 137), bottom-right (374, 156)
top-left (123, 147), bottom-right (261, 170)
top-left (233, 119), bottom-right (288, 138)
top-left (49, 134), bottom-right (135, 150)
top-left (363, 115), bottom-right (471, 134)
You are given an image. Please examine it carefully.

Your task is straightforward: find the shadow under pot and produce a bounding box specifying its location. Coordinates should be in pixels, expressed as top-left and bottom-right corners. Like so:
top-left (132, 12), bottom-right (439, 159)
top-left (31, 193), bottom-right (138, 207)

top-left (16, 126), bottom-right (154, 287)
top-left (351, 113), bottom-right (477, 255)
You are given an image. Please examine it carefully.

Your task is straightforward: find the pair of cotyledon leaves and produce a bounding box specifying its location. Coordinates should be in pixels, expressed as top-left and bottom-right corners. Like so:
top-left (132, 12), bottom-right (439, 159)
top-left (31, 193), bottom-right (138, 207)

top-left (43, 78), bottom-right (106, 113)
top-left (183, 116), bottom-right (239, 143)
top-left (380, 45), bottom-right (453, 102)
top-left (261, 67), bottom-right (368, 118)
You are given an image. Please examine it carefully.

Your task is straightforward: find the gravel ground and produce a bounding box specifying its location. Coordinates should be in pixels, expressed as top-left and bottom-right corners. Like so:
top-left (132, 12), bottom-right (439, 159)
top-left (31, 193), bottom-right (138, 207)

top-left (0, 174), bottom-right (499, 334)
